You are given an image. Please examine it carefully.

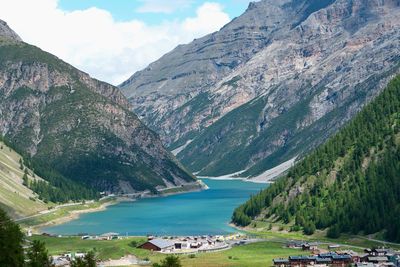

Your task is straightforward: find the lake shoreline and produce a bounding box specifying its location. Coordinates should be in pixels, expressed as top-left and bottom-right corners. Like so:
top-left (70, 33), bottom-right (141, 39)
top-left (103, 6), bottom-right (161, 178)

top-left (201, 176), bottom-right (271, 184)
top-left (23, 200), bottom-right (118, 234)
top-left (26, 181), bottom-right (207, 233)
top-left (38, 179), bottom-right (268, 236)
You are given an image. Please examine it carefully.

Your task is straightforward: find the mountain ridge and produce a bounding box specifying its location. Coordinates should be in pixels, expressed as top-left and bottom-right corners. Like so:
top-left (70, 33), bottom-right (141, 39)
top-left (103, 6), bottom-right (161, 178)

top-left (0, 20), bottom-right (199, 198)
top-left (0, 20), bottom-right (21, 42)
top-left (120, 0), bottom-right (400, 177)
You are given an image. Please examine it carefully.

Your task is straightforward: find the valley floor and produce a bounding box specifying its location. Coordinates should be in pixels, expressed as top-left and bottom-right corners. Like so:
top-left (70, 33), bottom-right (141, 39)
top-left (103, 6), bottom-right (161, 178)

top-left (29, 228), bottom-right (400, 267)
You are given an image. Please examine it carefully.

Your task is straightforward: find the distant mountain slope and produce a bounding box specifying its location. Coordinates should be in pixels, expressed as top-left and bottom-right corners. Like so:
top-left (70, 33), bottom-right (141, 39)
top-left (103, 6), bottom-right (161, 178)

top-left (0, 20), bottom-right (197, 197)
top-left (0, 139), bottom-right (49, 219)
top-left (232, 75), bottom-right (400, 242)
top-left (121, 0), bottom-right (400, 177)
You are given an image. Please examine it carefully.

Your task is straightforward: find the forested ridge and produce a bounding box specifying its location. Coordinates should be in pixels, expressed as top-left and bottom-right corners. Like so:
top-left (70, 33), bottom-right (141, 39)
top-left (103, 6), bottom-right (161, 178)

top-left (232, 74), bottom-right (400, 242)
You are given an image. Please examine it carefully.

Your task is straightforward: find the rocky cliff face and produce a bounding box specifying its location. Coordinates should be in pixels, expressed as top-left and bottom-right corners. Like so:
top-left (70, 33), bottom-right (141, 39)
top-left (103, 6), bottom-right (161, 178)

top-left (0, 21), bottom-right (197, 194)
top-left (121, 0), bottom-right (400, 177)
top-left (0, 20), bottom-right (21, 42)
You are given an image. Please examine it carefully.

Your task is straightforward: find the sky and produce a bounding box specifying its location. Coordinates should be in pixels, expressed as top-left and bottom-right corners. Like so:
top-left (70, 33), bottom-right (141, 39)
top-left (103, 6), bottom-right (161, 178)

top-left (0, 0), bottom-right (252, 85)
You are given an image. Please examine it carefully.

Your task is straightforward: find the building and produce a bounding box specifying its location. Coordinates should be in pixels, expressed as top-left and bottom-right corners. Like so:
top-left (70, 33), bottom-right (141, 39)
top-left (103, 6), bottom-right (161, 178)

top-left (302, 242), bottom-right (319, 251)
top-left (373, 249), bottom-right (391, 256)
top-left (274, 258), bottom-right (290, 267)
top-left (336, 250), bottom-right (360, 262)
top-left (356, 263), bottom-right (375, 267)
top-left (139, 239), bottom-right (175, 252)
top-left (190, 242), bottom-right (202, 249)
top-left (316, 257), bottom-right (332, 265)
top-left (278, 252), bottom-right (354, 267)
top-left (289, 255), bottom-right (317, 267)
top-left (331, 254), bottom-right (352, 267)
top-left (99, 232), bottom-right (119, 240)
top-left (367, 256), bottom-right (389, 264)
top-left (174, 241), bottom-right (190, 250)
top-left (319, 252), bottom-right (338, 259)
top-left (287, 241), bottom-right (305, 249)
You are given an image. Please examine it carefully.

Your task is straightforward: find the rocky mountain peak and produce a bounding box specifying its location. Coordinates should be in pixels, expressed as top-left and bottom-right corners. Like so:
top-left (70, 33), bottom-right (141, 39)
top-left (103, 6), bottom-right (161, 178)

top-left (0, 19), bottom-right (22, 41)
top-left (0, 20), bottom-right (199, 195)
top-left (119, 0), bottom-right (400, 178)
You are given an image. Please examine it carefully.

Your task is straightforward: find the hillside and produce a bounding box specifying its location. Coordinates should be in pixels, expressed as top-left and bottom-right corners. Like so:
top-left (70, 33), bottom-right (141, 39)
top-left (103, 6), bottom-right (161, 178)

top-left (0, 20), bottom-right (198, 200)
top-left (0, 139), bottom-right (49, 219)
top-left (121, 0), bottom-right (400, 177)
top-left (232, 75), bottom-right (400, 242)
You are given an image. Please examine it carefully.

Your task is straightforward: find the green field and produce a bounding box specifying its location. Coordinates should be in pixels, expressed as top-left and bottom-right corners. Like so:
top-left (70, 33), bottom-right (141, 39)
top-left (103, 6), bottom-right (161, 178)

top-left (30, 228), bottom-right (400, 267)
top-left (30, 235), bottom-right (308, 267)
top-left (244, 222), bottom-right (400, 251)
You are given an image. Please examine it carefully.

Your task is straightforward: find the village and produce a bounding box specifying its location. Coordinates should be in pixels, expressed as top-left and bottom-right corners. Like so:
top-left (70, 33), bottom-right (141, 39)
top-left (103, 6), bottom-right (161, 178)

top-left (50, 232), bottom-right (253, 266)
top-left (274, 241), bottom-right (400, 267)
top-left (46, 232), bottom-right (400, 267)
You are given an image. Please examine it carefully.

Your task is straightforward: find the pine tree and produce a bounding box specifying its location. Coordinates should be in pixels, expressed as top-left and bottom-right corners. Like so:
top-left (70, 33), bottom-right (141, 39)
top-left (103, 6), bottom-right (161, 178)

top-left (22, 173), bottom-right (29, 187)
top-left (26, 240), bottom-right (54, 267)
top-left (70, 251), bottom-right (96, 267)
top-left (0, 208), bottom-right (24, 267)
top-left (19, 158), bottom-right (23, 170)
top-left (153, 255), bottom-right (182, 267)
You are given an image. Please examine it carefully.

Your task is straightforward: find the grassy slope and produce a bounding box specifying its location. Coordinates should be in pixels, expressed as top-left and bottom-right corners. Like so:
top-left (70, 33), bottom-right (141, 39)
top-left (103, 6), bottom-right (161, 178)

top-left (0, 141), bottom-right (49, 218)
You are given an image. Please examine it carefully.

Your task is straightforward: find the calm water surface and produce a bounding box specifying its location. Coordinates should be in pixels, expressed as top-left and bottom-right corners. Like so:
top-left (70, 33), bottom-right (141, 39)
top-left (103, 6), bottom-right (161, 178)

top-left (43, 179), bottom-right (268, 236)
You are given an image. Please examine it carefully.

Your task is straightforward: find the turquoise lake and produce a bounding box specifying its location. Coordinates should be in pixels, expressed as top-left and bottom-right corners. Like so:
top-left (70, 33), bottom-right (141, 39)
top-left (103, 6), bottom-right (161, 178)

top-left (43, 179), bottom-right (268, 236)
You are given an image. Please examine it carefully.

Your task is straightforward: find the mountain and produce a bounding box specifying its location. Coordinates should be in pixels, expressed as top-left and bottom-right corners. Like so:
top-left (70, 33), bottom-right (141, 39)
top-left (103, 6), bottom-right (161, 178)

top-left (0, 20), bottom-right (21, 42)
top-left (0, 20), bottom-right (198, 198)
top-left (232, 75), bottom-right (400, 242)
top-left (0, 139), bottom-right (49, 219)
top-left (120, 0), bottom-right (400, 177)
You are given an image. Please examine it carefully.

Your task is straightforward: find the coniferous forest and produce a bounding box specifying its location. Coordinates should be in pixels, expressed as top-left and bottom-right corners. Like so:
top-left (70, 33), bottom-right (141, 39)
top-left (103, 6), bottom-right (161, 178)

top-left (232, 75), bottom-right (400, 242)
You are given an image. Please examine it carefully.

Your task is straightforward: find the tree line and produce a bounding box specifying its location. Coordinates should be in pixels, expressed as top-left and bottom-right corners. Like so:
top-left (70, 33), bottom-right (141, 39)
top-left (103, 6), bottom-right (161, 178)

top-left (232, 75), bottom-right (400, 242)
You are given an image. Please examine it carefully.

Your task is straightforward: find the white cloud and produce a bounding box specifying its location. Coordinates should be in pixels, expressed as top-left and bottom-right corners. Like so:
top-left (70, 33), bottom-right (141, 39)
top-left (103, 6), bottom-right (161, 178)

top-left (183, 2), bottom-right (230, 36)
top-left (136, 0), bottom-right (194, 14)
top-left (0, 0), bottom-right (230, 85)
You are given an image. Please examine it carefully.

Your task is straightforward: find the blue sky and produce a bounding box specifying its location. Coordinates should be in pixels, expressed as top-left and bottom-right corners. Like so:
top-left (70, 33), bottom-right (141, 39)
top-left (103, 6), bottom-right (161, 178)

top-left (58, 0), bottom-right (250, 24)
top-left (0, 0), bottom-right (252, 85)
